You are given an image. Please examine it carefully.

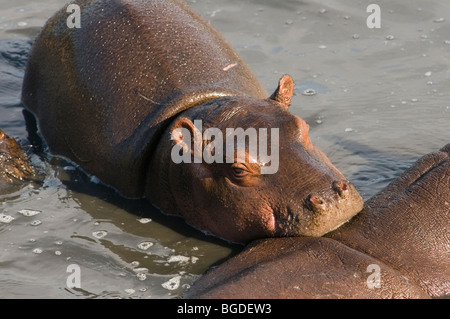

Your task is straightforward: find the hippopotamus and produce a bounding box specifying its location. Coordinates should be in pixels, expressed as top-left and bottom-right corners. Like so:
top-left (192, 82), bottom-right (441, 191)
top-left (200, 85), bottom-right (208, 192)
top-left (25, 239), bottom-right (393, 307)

top-left (0, 129), bottom-right (34, 190)
top-left (21, 0), bottom-right (363, 243)
top-left (185, 144), bottom-right (450, 298)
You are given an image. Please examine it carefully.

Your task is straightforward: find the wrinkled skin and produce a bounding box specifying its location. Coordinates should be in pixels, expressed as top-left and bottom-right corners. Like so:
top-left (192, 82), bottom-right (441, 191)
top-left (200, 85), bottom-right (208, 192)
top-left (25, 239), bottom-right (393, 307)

top-left (0, 129), bottom-right (34, 190)
top-left (185, 144), bottom-right (450, 298)
top-left (22, 0), bottom-right (363, 243)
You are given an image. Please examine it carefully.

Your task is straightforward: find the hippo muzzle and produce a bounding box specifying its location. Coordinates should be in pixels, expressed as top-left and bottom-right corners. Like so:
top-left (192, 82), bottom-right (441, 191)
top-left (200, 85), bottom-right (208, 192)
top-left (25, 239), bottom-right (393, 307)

top-left (275, 180), bottom-right (364, 237)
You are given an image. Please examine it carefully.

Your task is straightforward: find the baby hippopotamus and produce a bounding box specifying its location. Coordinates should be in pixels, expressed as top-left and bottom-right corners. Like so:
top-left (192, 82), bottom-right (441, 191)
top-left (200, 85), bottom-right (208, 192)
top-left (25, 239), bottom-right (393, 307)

top-left (0, 129), bottom-right (34, 190)
top-left (21, 0), bottom-right (363, 242)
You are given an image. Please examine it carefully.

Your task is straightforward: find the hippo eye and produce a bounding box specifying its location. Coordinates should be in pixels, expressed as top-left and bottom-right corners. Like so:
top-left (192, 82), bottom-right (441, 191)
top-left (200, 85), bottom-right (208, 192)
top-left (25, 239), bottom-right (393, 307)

top-left (231, 163), bottom-right (249, 178)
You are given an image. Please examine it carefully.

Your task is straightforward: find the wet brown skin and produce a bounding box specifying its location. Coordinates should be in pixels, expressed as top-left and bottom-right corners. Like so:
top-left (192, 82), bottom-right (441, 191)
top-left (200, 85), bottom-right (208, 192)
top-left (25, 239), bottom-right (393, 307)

top-left (21, 0), bottom-right (363, 243)
top-left (185, 144), bottom-right (450, 298)
top-left (0, 129), bottom-right (34, 188)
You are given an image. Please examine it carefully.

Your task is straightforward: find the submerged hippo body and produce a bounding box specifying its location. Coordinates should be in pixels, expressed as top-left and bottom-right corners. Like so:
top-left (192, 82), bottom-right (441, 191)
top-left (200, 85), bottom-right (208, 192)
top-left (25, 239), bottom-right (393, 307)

top-left (22, 0), bottom-right (363, 242)
top-left (185, 144), bottom-right (450, 298)
top-left (0, 129), bottom-right (34, 190)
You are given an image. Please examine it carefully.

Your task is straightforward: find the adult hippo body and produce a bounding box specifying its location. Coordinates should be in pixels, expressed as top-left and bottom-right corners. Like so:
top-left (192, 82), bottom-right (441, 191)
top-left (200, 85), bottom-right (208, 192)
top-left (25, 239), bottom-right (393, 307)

top-left (22, 0), bottom-right (364, 243)
top-left (185, 145), bottom-right (450, 298)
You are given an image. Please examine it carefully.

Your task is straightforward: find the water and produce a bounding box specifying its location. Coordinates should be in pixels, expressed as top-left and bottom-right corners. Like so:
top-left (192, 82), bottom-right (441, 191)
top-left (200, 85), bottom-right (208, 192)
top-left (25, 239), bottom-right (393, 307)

top-left (0, 0), bottom-right (449, 298)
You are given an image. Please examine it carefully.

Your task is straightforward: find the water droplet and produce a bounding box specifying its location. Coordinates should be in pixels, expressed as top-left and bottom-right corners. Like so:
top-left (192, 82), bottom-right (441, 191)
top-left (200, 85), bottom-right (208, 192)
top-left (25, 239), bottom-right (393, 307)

top-left (161, 276), bottom-right (181, 291)
top-left (433, 17), bottom-right (445, 23)
top-left (352, 34), bottom-right (360, 39)
top-left (345, 128), bottom-right (353, 132)
top-left (30, 220), bottom-right (42, 226)
top-left (424, 71), bottom-right (432, 77)
top-left (167, 255), bottom-right (190, 263)
top-left (319, 8), bottom-right (327, 14)
top-left (33, 248), bottom-right (43, 254)
top-left (285, 19), bottom-right (293, 25)
top-left (55, 251), bottom-right (62, 256)
top-left (0, 214), bottom-right (14, 224)
top-left (386, 35), bottom-right (395, 40)
top-left (302, 89), bottom-right (317, 96)
top-left (92, 230), bottom-right (107, 239)
top-left (318, 45), bottom-right (327, 49)
top-left (137, 218), bottom-right (152, 224)
top-left (137, 273), bottom-right (147, 281)
top-left (124, 288), bottom-right (135, 295)
top-left (444, 40), bottom-right (450, 45)
top-left (133, 267), bottom-right (148, 273)
top-left (18, 209), bottom-right (41, 217)
top-left (90, 176), bottom-right (100, 184)
top-left (137, 241), bottom-right (154, 250)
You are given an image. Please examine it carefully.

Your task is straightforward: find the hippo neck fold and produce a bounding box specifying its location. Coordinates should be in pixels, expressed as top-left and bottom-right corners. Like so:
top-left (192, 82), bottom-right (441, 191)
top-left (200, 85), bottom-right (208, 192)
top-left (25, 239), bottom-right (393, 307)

top-left (120, 88), bottom-right (246, 198)
top-left (148, 88), bottom-right (247, 129)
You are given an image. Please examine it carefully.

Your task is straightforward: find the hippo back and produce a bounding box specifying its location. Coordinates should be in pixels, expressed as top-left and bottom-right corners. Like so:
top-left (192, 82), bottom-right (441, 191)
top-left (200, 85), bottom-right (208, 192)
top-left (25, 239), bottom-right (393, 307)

top-left (184, 237), bottom-right (429, 299)
top-left (22, 0), bottom-right (267, 197)
top-left (326, 144), bottom-right (450, 297)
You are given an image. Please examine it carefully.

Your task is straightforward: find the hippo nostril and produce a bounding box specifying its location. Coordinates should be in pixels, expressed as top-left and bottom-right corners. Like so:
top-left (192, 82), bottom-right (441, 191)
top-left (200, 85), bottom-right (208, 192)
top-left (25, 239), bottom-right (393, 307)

top-left (309, 195), bottom-right (324, 205)
top-left (333, 180), bottom-right (349, 197)
top-left (306, 194), bottom-right (326, 212)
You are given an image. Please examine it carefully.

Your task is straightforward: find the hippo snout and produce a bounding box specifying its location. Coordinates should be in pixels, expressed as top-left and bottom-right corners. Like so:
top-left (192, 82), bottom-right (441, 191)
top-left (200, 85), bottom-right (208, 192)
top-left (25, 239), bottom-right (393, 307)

top-left (275, 180), bottom-right (363, 238)
top-left (306, 180), bottom-right (352, 212)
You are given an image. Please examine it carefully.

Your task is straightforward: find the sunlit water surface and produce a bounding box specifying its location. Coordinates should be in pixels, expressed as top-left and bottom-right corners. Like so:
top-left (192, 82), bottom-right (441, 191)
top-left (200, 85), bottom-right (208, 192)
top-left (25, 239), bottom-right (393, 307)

top-left (0, 0), bottom-right (448, 298)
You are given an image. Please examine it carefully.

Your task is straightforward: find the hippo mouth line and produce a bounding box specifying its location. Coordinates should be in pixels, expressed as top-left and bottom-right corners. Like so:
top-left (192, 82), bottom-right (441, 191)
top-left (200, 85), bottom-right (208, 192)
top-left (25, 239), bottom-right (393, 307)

top-left (272, 205), bottom-right (348, 237)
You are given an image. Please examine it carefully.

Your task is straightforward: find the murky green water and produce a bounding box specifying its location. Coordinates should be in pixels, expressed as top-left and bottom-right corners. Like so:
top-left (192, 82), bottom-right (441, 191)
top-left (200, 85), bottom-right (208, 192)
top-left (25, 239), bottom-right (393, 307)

top-left (0, 0), bottom-right (449, 298)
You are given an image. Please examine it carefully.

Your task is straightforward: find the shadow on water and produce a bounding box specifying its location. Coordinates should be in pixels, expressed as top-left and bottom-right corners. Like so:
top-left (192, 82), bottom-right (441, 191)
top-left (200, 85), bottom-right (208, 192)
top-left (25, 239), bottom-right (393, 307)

top-left (247, 0), bottom-right (306, 11)
top-left (323, 135), bottom-right (420, 199)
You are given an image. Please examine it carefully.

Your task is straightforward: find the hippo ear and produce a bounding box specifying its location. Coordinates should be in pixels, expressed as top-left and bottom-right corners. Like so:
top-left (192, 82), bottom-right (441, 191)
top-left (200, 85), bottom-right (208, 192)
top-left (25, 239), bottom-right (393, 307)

top-left (269, 74), bottom-right (294, 110)
top-left (170, 117), bottom-right (202, 160)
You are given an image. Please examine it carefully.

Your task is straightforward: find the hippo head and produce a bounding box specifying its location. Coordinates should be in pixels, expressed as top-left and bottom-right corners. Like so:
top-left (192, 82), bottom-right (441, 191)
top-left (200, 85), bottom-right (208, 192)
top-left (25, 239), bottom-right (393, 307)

top-left (147, 75), bottom-right (363, 243)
